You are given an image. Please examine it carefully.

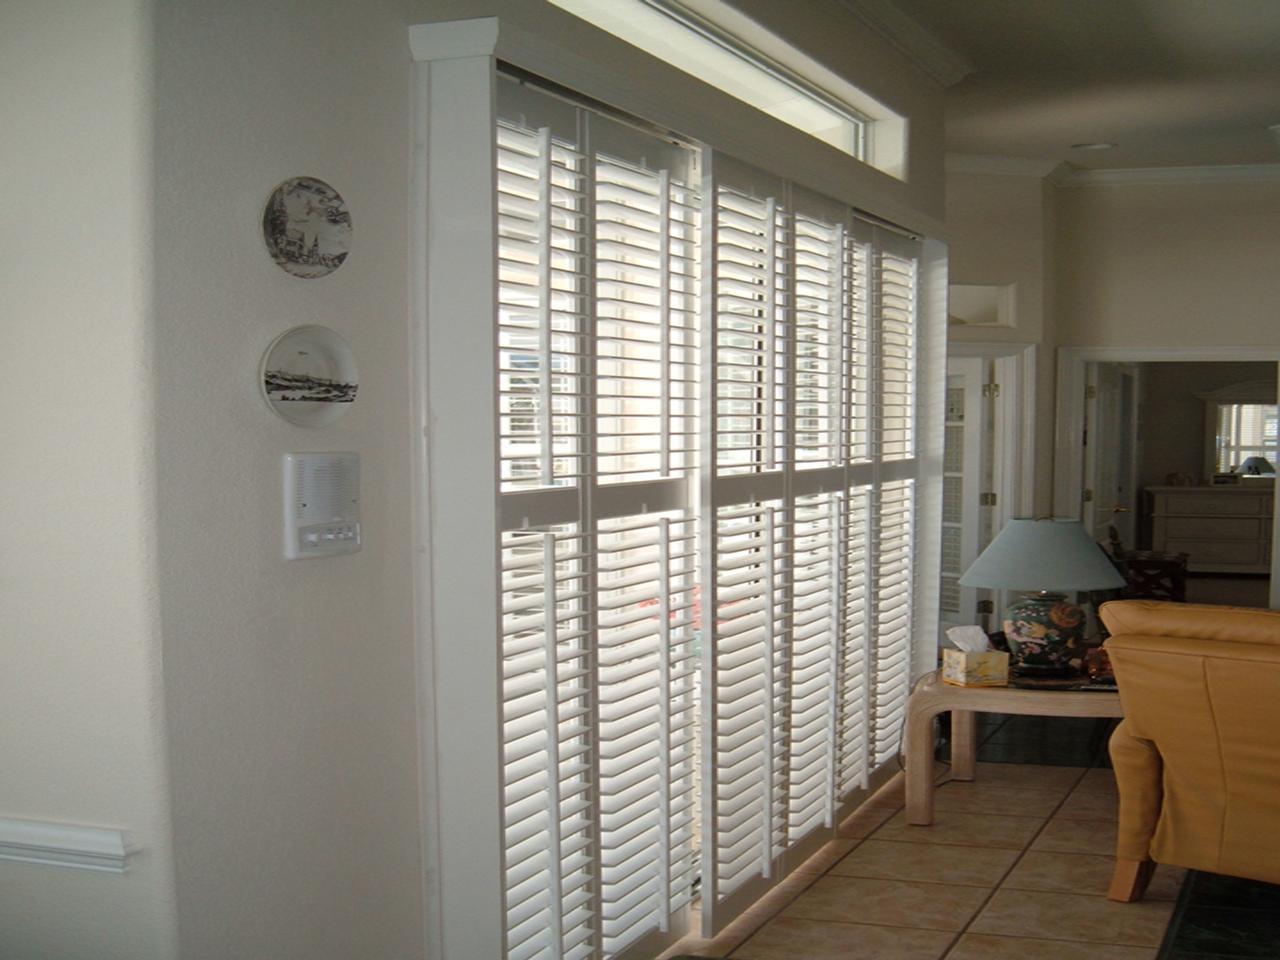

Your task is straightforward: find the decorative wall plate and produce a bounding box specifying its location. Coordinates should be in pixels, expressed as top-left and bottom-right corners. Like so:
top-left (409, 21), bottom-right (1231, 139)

top-left (262, 177), bottom-right (352, 278)
top-left (260, 325), bottom-right (358, 426)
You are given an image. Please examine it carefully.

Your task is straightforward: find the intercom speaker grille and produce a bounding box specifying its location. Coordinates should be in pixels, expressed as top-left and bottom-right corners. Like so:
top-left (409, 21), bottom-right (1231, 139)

top-left (294, 453), bottom-right (360, 522)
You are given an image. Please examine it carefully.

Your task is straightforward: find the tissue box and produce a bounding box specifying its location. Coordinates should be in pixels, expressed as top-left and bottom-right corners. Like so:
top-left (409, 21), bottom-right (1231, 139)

top-left (942, 648), bottom-right (1009, 687)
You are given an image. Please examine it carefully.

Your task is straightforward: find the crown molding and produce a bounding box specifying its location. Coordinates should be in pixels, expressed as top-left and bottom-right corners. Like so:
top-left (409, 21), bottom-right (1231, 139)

top-left (945, 154), bottom-right (1062, 178)
top-left (946, 156), bottom-right (1280, 186)
top-left (0, 818), bottom-right (131, 873)
top-left (835, 0), bottom-right (973, 88)
top-left (1058, 163), bottom-right (1280, 187)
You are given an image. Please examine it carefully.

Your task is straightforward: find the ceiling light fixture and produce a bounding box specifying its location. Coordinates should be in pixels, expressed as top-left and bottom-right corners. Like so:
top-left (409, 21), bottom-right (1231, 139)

top-left (1070, 142), bottom-right (1117, 151)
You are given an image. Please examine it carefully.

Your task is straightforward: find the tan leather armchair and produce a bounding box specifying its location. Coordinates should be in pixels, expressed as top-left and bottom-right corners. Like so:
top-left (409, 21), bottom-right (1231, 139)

top-left (1100, 599), bottom-right (1280, 901)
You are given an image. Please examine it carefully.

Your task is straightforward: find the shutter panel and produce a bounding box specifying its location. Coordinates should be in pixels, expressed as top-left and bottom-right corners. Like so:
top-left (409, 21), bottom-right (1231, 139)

top-left (596, 513), bottom-right (699, 954)
top-left (787, 492), bottom-right (843, 839)
top-left (712, 185), bottom-right (789, 476)
top-left (871, 479), bottom-right (915, 766)
top-left (501, 528), bottom-right (594, 960)
top-left (497, 121), bottom-right (588, 492)
top-left (708, 500), bottom-right (790, 897)
top-left (595, 157), bottom-right (700, 484)
top-left (838, 488), bottom-right (872, 795)
top-left (794, 215), bottom-right (844, 468)
top-left (493, 81), bottom-right (930, 954)
top-left (878, 242), bottom-right (918, 462)
top-left (496, 80), bottom-right (702, 960)
top-left (702, 162), bottom-right (924, 934)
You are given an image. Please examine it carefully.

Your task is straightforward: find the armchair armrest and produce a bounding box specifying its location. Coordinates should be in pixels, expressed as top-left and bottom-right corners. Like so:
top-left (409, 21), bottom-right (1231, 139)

top-left (1109, 719), bottom-right (1163, 861)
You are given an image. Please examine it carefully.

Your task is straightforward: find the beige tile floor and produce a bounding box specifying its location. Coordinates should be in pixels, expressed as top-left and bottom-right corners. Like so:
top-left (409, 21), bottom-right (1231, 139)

top-left (660, 764), bottom-right (1182, 960)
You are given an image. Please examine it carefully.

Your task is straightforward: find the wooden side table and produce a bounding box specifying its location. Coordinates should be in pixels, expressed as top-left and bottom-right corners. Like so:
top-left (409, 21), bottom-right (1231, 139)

top-left (904, 671), bottom-right (1123, 825)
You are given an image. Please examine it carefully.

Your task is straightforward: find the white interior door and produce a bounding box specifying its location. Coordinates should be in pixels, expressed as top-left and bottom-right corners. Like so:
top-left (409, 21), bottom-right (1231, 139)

top-left (939, 357), bottom-right (987, 634)
top-left (1083, 362), bottom-right (1140, 547)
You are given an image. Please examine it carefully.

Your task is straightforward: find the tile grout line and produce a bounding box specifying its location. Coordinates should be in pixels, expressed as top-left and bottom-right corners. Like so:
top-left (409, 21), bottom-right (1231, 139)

top-left (720, 797), bottom-right (909, 958)
top-left (934, 764), bottom-right (1091, 959)
top-left (711, 720), bottom-right (1131, 959)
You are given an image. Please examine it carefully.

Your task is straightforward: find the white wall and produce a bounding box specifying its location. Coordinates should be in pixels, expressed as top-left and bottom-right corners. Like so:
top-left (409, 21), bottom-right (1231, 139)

top-left (0, 2), bottom-right (179, 957)
top-left (1057, 178), bottom-right (1280, 348)
top-left (946, 171), bottom-right (1058, 513)
top-left (946, 170), bottom-right (1280, 515)
top-left (150, 1), bottom-right (423, 957)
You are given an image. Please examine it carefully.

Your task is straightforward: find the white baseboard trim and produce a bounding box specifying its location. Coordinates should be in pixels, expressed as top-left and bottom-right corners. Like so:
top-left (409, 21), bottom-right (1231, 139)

top-left (0, 817), bottom-right (130, 873)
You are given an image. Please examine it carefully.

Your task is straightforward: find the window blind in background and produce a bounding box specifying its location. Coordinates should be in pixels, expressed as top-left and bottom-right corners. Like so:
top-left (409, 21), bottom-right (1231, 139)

top-left (1216, 403), bottom-right (1280, 473)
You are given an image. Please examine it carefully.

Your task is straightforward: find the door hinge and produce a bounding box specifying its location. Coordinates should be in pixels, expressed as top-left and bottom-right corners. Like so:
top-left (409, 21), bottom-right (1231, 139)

top-left (1085, 385), bottom-right (1098, 400)
top-left (982, 382), bottom-right (1001, 399)
top-left (980, 492), bottom-right (998, 507)
top-left (1082, 488), bottom-right (1095, 503)
top-left (976, 600), bottom-right (995, 615)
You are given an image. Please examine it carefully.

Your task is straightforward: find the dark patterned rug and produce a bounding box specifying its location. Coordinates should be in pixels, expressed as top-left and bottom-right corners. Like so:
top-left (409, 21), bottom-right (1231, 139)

top-left (1157, 870), bottom-right (1280, 959)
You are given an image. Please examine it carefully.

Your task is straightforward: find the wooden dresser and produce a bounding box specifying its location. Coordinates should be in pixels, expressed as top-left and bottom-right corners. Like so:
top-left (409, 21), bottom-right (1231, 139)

top-left (1147, 484), bottom-right (1274, 574)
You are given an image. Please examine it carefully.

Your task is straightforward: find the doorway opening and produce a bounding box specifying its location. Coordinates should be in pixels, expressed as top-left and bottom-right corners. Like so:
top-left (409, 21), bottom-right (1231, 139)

top-left (1057, 350), bottom-right (1280, 609)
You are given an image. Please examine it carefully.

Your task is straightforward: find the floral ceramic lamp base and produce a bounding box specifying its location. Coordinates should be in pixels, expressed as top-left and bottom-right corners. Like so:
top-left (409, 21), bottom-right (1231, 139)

top-left (1004, 592), bottom-right (1086, 676)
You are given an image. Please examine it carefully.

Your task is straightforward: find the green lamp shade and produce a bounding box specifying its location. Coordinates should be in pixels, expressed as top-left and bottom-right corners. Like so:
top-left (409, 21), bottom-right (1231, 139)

top-left (959, 518), bottom-right (1123, 675)
top-left (959, 518), bottom-right (1124, 592)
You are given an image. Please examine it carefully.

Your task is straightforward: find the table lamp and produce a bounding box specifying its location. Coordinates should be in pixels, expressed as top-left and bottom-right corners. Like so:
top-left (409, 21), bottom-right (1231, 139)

top-left (959, 518), bottom-right (1125, 675)
top-left (1239, 456), bottom-right (1274, 476)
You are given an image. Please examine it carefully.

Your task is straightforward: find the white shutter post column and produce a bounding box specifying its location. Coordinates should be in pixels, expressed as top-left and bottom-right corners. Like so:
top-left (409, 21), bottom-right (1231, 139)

top-left (410, 20), bottom-right (505, 960)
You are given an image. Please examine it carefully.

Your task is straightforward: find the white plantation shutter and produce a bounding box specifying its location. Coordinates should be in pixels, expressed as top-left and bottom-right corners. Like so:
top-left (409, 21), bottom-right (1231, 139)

top-left (496, 77), bottom-right (701, 960)
top-left (872, 479), bottom-right (915, 765)
top-left (491, 77), bottom-right (931, 955)
top-left (699, 156), bottom-right (924, 930)
top-left (500, 528), bottom-right (594, 960)
top-left (837, 488), bottom-right (873, 794)
top-left (497, 121), bottom-right (588, 492)
top-left (878, 241), bottom-right (918, 461)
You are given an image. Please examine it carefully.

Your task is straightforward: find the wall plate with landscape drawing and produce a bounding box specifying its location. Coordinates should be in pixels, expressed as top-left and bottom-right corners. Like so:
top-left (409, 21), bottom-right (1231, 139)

top-left (260, 325), bottom-right (358, 427)
top-left (262, 177), bottom-right (352, 278)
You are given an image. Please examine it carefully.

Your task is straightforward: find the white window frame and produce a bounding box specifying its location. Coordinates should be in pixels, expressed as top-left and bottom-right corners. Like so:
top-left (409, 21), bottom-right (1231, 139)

top-left (409, 13), bottom-right (945, 960)
top-left (545, 0), bottom-right (873, 160)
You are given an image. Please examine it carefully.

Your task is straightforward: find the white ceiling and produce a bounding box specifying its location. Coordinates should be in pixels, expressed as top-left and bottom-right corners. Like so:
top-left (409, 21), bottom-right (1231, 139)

top-left (887, 0), bottom-right (1280, 169)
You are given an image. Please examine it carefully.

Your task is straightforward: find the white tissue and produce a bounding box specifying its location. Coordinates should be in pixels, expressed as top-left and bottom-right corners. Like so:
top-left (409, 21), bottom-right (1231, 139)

top-left (946, 625), bottom-right (991, 654)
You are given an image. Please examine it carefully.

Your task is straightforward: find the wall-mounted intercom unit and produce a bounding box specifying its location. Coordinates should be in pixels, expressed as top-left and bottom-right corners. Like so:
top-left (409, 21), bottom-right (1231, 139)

top-left (283, 452), bottom-right (361, 559)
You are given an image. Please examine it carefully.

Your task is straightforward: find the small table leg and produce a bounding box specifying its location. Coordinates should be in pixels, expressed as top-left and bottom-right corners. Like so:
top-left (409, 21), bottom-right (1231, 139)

top-left (951, 710), bottom-right (977, 781)
top-left (904, 700), bottom-right (940, 825)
